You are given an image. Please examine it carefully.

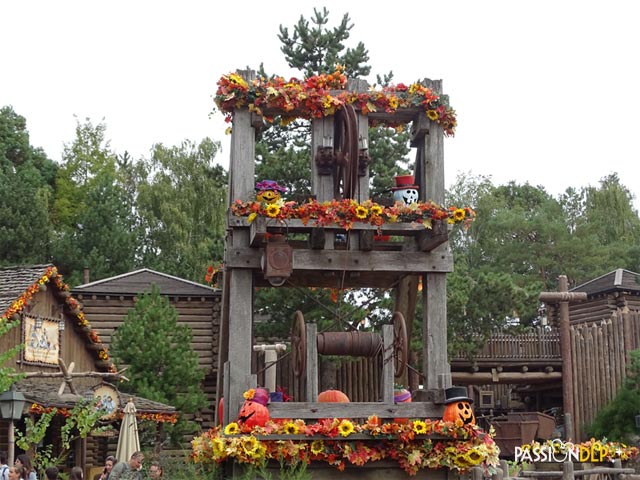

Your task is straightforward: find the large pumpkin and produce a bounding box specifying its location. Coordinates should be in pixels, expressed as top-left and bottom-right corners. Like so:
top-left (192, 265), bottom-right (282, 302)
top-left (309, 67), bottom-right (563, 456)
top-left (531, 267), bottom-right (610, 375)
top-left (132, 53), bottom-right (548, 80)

top-left (317, 389), bottom-right (350, 403)
top-left (442, 400), bottom-right (476, 426)
top-left (237, 400), bottom-right (270, 428)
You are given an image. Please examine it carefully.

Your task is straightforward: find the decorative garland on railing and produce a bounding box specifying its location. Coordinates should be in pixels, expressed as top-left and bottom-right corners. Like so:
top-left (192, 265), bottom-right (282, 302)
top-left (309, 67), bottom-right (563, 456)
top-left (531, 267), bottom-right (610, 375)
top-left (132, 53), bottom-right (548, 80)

top-left (231, 198), bottom-right (475, 231)
top-left (192, 417), bottom-right (500, 476)
top-left (215, 67), bottom-right (457, 136)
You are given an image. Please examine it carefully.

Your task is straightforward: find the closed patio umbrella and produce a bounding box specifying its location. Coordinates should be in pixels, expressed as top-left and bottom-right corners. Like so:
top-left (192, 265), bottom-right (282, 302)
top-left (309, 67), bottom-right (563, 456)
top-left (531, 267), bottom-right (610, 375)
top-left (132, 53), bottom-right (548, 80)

top-left (116, 399), bottom-right (140, 464)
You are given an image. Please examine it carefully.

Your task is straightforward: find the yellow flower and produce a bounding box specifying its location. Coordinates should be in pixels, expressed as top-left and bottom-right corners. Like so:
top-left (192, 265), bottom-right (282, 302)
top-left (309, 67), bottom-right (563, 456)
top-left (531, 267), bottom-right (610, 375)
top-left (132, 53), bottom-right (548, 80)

top-left (310, 440), bottom-right (324, 454)
top-left (229, 73), bottom-right (248, 88)
top-left (464, 448), bottom-right (484, 465)
top-left (283, 422), bottom-right (299, 434)
top-left (427, 110), bottom-right (438, 121)
top-left (243, 388), bottom-right (256, 400)
top-left (355, 205), bottom-right (368, 219)
top-left (338, 419), bottom-right (355, 437)
top-left (265, 204), bottom-right (280, 218)
top-left (370, 204), bottom-right (382, 216)
top-left (224, 422), bottom-right (240, 435)
top-left (412, 420), bottom-right (427, 435)
top-left (453, 208), bottom-right (466, 222)
top-left (211, 437), bottom-right (226, 458)
top-left (241, 436), bottom-right (260, 455)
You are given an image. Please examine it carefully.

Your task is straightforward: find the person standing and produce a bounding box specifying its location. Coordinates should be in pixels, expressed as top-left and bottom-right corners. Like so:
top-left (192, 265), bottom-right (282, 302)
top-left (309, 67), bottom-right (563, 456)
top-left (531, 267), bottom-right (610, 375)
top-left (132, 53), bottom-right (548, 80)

top-left (148, 462), bottom-right (162, 480)
top-left (109, 452), bottom-right (144, 480)
top-left (93, 456), bottom-right (115, 480)
top-left (44, 467), bottom-right (58, 480)
top-left (14, 455), bottom-right (36, 480)
top-left (0, 452), bottom-right (9, 480)
top-left (69, 467), bottom-right (83, 480)
top-left (7, 466), bottom-right (26, 480)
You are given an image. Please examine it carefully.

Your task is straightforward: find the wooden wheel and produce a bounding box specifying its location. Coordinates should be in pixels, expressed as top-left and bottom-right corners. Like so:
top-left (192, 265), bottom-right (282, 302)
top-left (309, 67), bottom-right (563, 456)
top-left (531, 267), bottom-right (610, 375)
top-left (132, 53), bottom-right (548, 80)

top-left (334, 104), bottom-right (359, 199)
top-left (392, 312), bottom-right (408, 378)
top-left (291, 311), bottom-right (307, 377)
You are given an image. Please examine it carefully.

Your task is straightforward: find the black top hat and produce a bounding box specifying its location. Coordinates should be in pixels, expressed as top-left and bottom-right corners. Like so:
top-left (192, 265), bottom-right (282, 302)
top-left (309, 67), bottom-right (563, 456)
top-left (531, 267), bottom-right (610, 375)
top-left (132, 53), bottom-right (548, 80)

top-left (443, 386), bottom-right (473, 404)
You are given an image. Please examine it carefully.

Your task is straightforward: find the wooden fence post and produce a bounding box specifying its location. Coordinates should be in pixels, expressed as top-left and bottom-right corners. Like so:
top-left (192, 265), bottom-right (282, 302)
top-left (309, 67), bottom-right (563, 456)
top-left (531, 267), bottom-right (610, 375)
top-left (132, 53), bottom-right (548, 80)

top-left (562, 461), bottom-right (574, 480)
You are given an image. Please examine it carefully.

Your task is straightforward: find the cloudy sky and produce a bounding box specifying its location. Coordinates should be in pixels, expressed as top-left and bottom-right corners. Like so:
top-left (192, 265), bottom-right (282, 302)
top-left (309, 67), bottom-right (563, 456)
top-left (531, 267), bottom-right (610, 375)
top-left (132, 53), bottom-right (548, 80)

top-left (2, 1), bottom-right (639, 207)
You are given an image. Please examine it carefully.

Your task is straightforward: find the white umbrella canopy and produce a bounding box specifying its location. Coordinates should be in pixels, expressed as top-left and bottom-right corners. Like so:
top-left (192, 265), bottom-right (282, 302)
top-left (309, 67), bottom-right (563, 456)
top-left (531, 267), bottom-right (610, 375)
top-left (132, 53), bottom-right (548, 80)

top-left (116, 399), bottom-right (141, 464)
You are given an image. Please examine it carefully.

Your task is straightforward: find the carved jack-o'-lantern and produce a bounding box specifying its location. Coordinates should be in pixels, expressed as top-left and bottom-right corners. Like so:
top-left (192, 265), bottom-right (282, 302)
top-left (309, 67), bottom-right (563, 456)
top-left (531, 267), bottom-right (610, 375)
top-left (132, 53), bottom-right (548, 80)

top-left (255, 180), bottom-right (286, 204)
top-left (442, 401), bottom-right (476, 426)
top-left (237, 400), bottom-right (270, 428)
top-left (441, 386), bottom-right (476, 426)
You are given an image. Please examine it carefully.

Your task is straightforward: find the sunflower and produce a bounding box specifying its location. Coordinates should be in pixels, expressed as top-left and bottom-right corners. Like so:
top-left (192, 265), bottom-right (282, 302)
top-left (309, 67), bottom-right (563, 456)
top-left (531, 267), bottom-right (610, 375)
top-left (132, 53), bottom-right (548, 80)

top-left (310, 439), bottom-right (325, 455)
top-left (427, 110), bottom-right (439, 121)
top-left (453, 208), bottom-right (466, 222)
top-left (338, 419), bottom-right (355, 437)
top-left (265, 204), bottom-right (280, 218)
top-left (241, 436), bottom-right (260, 455)
top-left (355, 205), bottom-right (368, 219)
top-left (283, 422), bottom-right (299, 434)
top-left (412, 420), bottom-right (427, 435)
top-left (464, 448), bottom-right (484, 465)
top-left (211, 437), bottom-right (226, 458)
top-left (370, 204), bottom-right (383, 216)
top-left (224, 422), bottom-right (240, 435)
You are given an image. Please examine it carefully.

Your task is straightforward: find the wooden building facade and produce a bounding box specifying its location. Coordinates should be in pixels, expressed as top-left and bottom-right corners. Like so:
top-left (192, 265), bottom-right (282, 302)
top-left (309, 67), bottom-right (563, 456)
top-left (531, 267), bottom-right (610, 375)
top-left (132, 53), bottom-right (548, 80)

top-left (547, 268), bottom-right (640, 440)
top-left (71, 268), bottom-right (221, 430)
top-left (0, 264), bottom-right (175, 474)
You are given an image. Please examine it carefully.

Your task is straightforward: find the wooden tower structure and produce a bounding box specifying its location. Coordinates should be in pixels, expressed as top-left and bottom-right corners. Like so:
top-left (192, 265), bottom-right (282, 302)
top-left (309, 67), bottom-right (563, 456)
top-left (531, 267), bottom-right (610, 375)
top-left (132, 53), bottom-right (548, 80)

top-left (217, 70), bottom-right (455, 426)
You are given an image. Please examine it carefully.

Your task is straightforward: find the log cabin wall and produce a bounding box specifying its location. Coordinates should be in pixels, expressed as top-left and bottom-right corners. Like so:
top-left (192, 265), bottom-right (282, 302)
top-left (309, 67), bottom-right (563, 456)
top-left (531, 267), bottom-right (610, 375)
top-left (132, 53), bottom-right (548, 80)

top-left (72, 271), bottom-right (221, 430)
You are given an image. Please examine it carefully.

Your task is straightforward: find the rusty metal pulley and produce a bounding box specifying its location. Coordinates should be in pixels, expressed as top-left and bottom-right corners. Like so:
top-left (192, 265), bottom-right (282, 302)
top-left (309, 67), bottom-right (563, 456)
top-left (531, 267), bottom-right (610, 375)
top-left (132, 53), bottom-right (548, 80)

top-left (290, 310), bottom-right (408, 379)
top-left (334, 104), bottom-right (359, 199)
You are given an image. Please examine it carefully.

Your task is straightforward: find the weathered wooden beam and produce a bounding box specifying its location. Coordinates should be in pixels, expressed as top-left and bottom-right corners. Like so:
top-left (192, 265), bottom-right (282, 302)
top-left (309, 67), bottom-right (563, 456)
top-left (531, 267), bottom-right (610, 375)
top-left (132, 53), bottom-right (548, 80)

top-left (451, 371), bottom-right (562, 385)
top-left (267, 401), bottom-right (442, 419)
top-left (226, 248), bottom-right (454, 273)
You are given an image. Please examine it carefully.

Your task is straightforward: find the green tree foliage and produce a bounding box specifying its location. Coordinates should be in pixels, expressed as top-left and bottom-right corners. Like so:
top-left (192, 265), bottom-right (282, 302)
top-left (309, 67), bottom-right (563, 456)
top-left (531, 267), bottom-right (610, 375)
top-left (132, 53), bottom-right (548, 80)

top-left (15, 399), bottom-right (108, 478)
top-left (587, 349), bottom-right (640, 442)
top-left (0, 318), bottom-right (23, 392)
top-left (136, 138), bottom-right (226, 281)
top-left (110, 285), bottom-right (206, 443)
top-left (50, 118), bottom-right (136, 284)
top-left (0, 106), bottom-right (56, 265)
top-left (278, 7), bottom-right (370, 78)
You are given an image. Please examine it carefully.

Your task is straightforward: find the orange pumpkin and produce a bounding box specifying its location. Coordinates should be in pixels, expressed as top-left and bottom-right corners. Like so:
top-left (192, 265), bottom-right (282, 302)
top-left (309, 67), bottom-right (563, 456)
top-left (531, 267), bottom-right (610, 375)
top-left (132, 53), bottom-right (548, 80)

top-left (442, 401), bottom-right (476, 426)
top-left (317, 389), bottom-right (350, 402)
top-left (237, 400), bottom-right (270, 428)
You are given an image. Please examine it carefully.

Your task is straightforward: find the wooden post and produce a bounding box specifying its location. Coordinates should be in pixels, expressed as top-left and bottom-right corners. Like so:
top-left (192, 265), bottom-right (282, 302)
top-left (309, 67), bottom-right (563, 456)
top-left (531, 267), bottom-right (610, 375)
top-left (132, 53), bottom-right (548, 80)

top-left (539, 276), bottom-right (587, 440)
top-left (562, 460), bottom-right (574, 480)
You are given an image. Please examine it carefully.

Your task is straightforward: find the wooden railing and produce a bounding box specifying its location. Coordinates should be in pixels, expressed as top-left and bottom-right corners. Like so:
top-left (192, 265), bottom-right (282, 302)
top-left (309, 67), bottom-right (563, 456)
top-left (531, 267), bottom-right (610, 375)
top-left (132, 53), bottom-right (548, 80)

top-left (452, 328), bottom-right (561, 361)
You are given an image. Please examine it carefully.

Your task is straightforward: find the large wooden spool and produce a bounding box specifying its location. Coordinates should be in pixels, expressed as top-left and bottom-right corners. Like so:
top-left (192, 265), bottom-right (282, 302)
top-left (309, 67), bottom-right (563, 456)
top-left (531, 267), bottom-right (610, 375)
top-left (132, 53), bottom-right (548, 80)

top-left (290, 310), bottom-right (408, 379)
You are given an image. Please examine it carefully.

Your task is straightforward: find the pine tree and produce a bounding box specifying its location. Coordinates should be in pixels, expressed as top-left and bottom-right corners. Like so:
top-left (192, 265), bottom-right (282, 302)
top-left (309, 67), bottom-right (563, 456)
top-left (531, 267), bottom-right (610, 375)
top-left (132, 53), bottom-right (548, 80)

top-left (110, 286), bottom-right (206, 444)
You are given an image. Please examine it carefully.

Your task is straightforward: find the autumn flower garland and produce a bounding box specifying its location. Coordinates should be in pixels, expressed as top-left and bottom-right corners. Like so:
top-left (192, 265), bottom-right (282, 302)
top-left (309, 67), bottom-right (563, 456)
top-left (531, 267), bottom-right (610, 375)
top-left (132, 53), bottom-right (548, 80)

top-left (1, 266), bottom-right (116, 372)
top-left (231, 198), bottom-right (475, 231)
top-left (215, 68), bottom-right (457, 136)
top-left (191, 417), bottom-right (500, 476)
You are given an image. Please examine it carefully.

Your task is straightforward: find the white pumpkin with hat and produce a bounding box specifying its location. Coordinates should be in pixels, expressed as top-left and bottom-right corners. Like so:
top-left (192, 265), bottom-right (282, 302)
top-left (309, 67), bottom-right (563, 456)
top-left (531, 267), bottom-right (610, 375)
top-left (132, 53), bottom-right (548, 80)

top-left (392, 175), bottom-right (419, 205)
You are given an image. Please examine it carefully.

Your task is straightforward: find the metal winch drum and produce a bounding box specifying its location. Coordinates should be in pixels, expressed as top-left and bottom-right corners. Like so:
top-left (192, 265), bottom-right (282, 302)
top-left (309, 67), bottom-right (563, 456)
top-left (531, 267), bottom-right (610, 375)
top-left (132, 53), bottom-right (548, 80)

top-left (290, 310), bottom-right (408, 379)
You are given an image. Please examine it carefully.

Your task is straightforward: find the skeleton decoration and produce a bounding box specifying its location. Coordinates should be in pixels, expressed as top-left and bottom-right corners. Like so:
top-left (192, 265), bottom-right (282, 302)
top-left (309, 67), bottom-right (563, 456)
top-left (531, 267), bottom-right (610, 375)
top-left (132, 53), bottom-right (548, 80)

top-left (392, 175), bottom-right (419, 205)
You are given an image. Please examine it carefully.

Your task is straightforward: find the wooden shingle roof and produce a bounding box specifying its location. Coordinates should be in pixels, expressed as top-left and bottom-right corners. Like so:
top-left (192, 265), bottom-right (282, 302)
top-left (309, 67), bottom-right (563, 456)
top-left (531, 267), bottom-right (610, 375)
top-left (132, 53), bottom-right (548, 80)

top-left (571, 268), bottom-right (640, 296)
top-left (0, 264), bottom-right (53, 315)
top-left (72, 268), bottom-right (216, 296)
